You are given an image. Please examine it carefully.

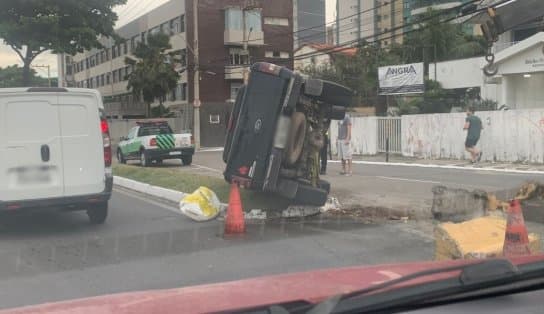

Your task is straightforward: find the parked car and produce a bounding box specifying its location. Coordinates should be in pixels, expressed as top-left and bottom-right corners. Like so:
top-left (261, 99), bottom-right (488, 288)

top-left (223, 62), bottom-right (354, 206)
top-left (117, 120), bottom-right (195, 167)
top-left (0, 88), bottom-right (113, 224)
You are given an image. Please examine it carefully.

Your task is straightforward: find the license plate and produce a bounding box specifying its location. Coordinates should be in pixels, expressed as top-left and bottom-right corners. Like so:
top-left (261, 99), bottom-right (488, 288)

top-left (169, 151), bottom-right (182, 156)
top-left (17, 167), bottom-right (52, 185)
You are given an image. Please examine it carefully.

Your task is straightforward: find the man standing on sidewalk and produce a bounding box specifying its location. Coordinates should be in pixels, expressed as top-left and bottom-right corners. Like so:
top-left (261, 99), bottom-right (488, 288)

top-left (337, 114), bottom-right (353, 176)
top-left (464, 106), bottom-right (483, 163)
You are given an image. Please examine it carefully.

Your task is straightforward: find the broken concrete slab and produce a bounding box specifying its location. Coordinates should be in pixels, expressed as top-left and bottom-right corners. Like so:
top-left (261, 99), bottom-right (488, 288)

top-left (431, 186), bottom-right (487, 222)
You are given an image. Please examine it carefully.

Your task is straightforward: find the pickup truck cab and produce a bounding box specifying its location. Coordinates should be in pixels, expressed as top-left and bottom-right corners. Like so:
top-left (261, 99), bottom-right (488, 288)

top-left (117, 121), bottom-right (195, 167)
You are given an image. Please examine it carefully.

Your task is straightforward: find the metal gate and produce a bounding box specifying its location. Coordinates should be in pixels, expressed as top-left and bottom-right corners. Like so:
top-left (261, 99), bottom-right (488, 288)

top-left (377, 117), bottom-right (402, 154)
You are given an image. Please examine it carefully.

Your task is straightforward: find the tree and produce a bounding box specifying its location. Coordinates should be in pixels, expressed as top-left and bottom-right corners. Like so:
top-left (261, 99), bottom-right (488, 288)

top-left (403, 8), bottom-right (487, 63)
top-left (0, 0), bottom-right (126, 85)
top-left (0, 65), bottom-right (57, 87)
top-left (125, 33), bottom-right (181, 118)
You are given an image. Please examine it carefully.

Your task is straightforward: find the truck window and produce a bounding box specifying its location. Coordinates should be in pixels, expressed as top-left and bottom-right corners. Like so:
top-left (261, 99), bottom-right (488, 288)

top-left (137, 124), bottom-right (173, 137)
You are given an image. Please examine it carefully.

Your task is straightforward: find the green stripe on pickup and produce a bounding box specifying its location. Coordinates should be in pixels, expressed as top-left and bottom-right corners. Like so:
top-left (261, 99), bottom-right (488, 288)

top-left (156, 134), bottom-right (175, 150)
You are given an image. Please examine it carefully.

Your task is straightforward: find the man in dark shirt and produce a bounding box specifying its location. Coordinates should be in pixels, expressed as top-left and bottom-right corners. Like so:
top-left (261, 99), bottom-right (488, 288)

top-left (463, 106), bottom-right (483, 163)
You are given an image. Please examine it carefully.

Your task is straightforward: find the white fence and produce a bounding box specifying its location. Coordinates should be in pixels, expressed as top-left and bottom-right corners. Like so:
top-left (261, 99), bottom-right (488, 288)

top-left (330, 109), bottom-right (544, 163)
top-left (402, 109), bottom-right (544, 163)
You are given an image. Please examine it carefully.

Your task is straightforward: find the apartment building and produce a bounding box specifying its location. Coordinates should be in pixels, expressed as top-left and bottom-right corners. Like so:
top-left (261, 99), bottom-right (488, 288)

top-left (293, 0), bottom-right (326, 48)
top-left (58, 0), bottom-right (188, 119)
top-left (335, 0), bottom-right (403, 47)
top-left (58, 0), bottom-right (294, 146)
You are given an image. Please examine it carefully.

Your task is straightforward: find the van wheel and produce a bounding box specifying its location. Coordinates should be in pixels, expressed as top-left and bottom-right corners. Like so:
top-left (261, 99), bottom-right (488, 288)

top-left (140, 150), bottom-right (149, 167)
top-left (117, 149), bottom-right (126, 164)
top-left (87, 202), bottom-right (108, 224)
top-left (181, 155), bottom-right (193, 166)
top-left (284, 112), bottom-right (306, 166)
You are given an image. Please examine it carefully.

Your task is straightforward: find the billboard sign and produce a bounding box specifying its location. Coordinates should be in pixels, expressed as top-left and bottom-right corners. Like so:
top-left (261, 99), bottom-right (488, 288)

top-left (378, 62), bottom-right (424, 95)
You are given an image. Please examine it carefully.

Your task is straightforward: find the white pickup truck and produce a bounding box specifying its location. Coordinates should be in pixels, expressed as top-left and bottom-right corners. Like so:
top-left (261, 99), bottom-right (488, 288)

top-left (117, 120), bottom-right (195, 167)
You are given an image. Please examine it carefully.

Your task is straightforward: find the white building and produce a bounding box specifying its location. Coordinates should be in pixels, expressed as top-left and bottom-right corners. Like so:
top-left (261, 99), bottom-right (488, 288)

top-left (58, 0), bottom-right (188, 118)
top-left (294, 43), bottom-right (357, 70)
top-left (430, 31), bottom-right (544, 110)
top-left (335, 0), bottom-right (376, 46)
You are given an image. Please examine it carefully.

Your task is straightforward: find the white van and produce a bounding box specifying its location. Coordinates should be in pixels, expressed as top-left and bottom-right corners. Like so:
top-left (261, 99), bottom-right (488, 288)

top-left (0, 88), bottom-right (113, 223)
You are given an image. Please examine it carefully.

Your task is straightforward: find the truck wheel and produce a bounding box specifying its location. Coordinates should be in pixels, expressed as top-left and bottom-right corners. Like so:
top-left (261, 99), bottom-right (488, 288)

top-left (284, 112), bottom-right (306, 166)
top-left (181, 155), bottom-right (193, 166)
top-left (304, 79), bottom-right (354, 107)
top-left (87, 202), bottom-right (108, 224)
top-left (294, 183), bottom-right (328, 206)
top-left (140, 150), bottom-right (149, 167)
top-left (319, 179), bottom-right (331, 194)
top-left (117, 149), bottom-right (126, 164)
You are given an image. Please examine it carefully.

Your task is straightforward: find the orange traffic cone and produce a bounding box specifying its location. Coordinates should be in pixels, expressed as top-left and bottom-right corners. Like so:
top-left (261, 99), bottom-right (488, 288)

top-left (224, 182), bottom-right (245, 235)
top-left (503, 199), bottom-right (531, 257)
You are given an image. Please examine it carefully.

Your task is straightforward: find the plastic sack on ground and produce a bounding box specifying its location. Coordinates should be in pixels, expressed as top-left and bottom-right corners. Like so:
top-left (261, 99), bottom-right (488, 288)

top-left (179, 186), bottom-right (221, 222)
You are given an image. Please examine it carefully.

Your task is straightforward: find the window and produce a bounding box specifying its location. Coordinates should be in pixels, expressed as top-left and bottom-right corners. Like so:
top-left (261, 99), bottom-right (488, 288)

top-left (229, 48), bottom-right (249, 65)
top-left (105, 48), bottom-right (110, 61)
top-left (125, 66), bottom-right (130, 78)
top-left (230, 82), bottom-right (243, 100)
top-left (225, 8), bottom-right (243, 30)
top-left (141, 32), bottom-right (146, 44)
top-left (95, 53), bottom-right (100, 65)
top-left (112, 46), bottom-right (117, 59)
top-left (160, 21), bottom-right (170, 34)
top-left (127, 127), bottom-right (138, 139)
top-left (113, 70), bottom-right (118, 83)
top-left (245, 10), bottom-right (262, 32)
top-left (101, 74), bottom-right (105, 86)
top-left (280, 52), bottom-right (289, 59)
top-left (123, 42), bottom-right (128, 55)
top-left (101, 51), bottom-right (106, 63)
top-left (106, 72), bottom-right (111, 84)
top-left (169, 16), bottom-right (183, 34)
top-left (149, 26), bottom-right (161, 36)
top-left (266, 51), bottom-right (289, 59)
top-left (118, 68), bottom-right (124, 81)
top-left (264, 17), bottom-right (288, 26)
top-left (180, 83), bottom-right (187, 100)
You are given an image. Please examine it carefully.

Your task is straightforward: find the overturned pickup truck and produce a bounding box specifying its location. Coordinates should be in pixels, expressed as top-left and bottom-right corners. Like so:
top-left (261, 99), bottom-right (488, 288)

top-left (223, 62), bottom-right (354, 206)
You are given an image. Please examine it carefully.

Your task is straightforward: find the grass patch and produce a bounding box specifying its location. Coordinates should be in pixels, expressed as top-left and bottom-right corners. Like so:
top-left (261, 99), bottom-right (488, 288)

top-left (113, 164), bottom-right (290, 210)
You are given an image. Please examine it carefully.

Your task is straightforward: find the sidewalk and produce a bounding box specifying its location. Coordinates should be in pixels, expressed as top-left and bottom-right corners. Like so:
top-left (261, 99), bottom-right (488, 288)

top-left (342, 154), bottom-right (544, 173)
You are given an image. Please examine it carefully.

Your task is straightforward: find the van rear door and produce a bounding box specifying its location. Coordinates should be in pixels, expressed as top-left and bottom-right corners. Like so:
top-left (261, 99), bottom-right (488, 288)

top-left (58, 92), bottom-right (105, 197)
top-left (0, 92), bottom-right (64, 201)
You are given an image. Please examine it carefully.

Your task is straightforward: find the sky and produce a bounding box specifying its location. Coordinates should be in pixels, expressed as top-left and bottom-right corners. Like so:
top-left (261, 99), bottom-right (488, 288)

top-left (0, 0), bottom-right (336, 78)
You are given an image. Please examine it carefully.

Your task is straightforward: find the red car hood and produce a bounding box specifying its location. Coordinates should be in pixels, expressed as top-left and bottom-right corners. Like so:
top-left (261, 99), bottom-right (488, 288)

top-left (4, 255), bottom-right (544, 314)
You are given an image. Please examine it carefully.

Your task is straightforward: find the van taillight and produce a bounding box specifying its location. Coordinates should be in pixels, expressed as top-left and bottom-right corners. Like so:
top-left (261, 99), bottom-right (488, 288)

top-left (259, 63), bottom-right (281, 76)
top-left (150, 138), bottom-right (157, 146)
top-left (101, 118), bottom-right (112, 167)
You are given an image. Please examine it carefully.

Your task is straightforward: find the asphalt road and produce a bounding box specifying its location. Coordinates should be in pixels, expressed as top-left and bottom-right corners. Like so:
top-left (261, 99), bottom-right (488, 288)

top-left (0, 188), bottom-right (433, 310)
top-left (191, 151), bottom-right (543, 213)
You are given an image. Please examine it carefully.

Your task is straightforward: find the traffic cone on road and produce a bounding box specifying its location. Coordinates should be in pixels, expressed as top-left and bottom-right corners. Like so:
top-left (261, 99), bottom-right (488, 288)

top-left (224, 182), bottom-right (245, 235)
top-left (503, 199), bottom-right (531, 257)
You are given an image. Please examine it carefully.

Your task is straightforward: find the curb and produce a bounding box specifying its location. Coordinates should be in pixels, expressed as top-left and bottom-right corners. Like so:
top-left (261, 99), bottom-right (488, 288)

top-left (114, 176), bottom-right (187, 204)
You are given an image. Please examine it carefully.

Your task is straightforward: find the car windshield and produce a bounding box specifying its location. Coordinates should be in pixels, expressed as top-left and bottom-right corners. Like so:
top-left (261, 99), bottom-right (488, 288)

top-left (1, 0), bottom-right (544, 312)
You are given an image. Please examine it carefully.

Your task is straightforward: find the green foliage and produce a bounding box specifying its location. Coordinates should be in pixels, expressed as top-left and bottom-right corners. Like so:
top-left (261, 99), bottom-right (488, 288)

top-left (0, 65), bottom-right (57, 87)
top-left (398, 80), bottom-right (459, 115)
top-left (125, 33), bottom-right (181, 118)
top-left (0, 0), bottom-right (126, 85)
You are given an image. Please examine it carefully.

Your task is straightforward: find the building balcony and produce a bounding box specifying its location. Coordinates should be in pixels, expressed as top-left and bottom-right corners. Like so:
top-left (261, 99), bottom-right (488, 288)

top-left (224, 65), bottom-right (249, 80)
top-left (224, 29), bottom-right (264, 46)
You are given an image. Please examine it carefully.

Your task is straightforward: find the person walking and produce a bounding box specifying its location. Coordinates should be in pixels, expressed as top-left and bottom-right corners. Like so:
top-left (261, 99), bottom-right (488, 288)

top-left (337, 114), bottom-right (353, 176)
top-left (320, 131), bottom-right (329, 175)
top-left (464, 106), bottom-right (483, 163)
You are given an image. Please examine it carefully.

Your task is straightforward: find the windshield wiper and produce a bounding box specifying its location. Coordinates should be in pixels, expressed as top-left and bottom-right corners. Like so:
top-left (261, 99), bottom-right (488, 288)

top-left (308, 259), bottom-right (544, 314)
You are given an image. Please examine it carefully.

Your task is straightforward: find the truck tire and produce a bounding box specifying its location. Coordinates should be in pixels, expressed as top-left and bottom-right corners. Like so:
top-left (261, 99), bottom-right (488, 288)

top-left (87, 202), bottom-right (108, 224)
top-left (284, 112), bottom-right (306, 166)
top-left (294, 183), bottom-right (328, 206)
top-left (140, 150), bottom-right (149, 167)
top-left (117, 149), bottom-right (126, 164)
top-left (304, 79), bottom-right (354, 107)
top-left (319, 179), bottom-right (331, 194)
top-left (181, 155), bottom-right (193, 166)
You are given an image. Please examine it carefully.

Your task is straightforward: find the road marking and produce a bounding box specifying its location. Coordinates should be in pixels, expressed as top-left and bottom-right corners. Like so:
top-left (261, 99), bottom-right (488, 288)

top-left (376, 176), bottom-right (442, 184)
top-left (327, 160), bottom-right (544, 175)
top-left (193, 164), bottom-right (223, 174)
top-left (113, 187), bottom-right (181, 214)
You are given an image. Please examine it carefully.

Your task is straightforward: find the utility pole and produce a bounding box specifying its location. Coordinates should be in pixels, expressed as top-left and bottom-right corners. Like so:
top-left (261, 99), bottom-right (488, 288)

top-left (193, 0), bottom-right (201, 149)
top-left (242, 0), bottom-right (258, 84)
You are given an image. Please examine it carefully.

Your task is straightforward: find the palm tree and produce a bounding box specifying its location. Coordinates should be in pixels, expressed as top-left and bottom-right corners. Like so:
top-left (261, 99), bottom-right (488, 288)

top-left (125, 33), bottom-right (181, 117)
